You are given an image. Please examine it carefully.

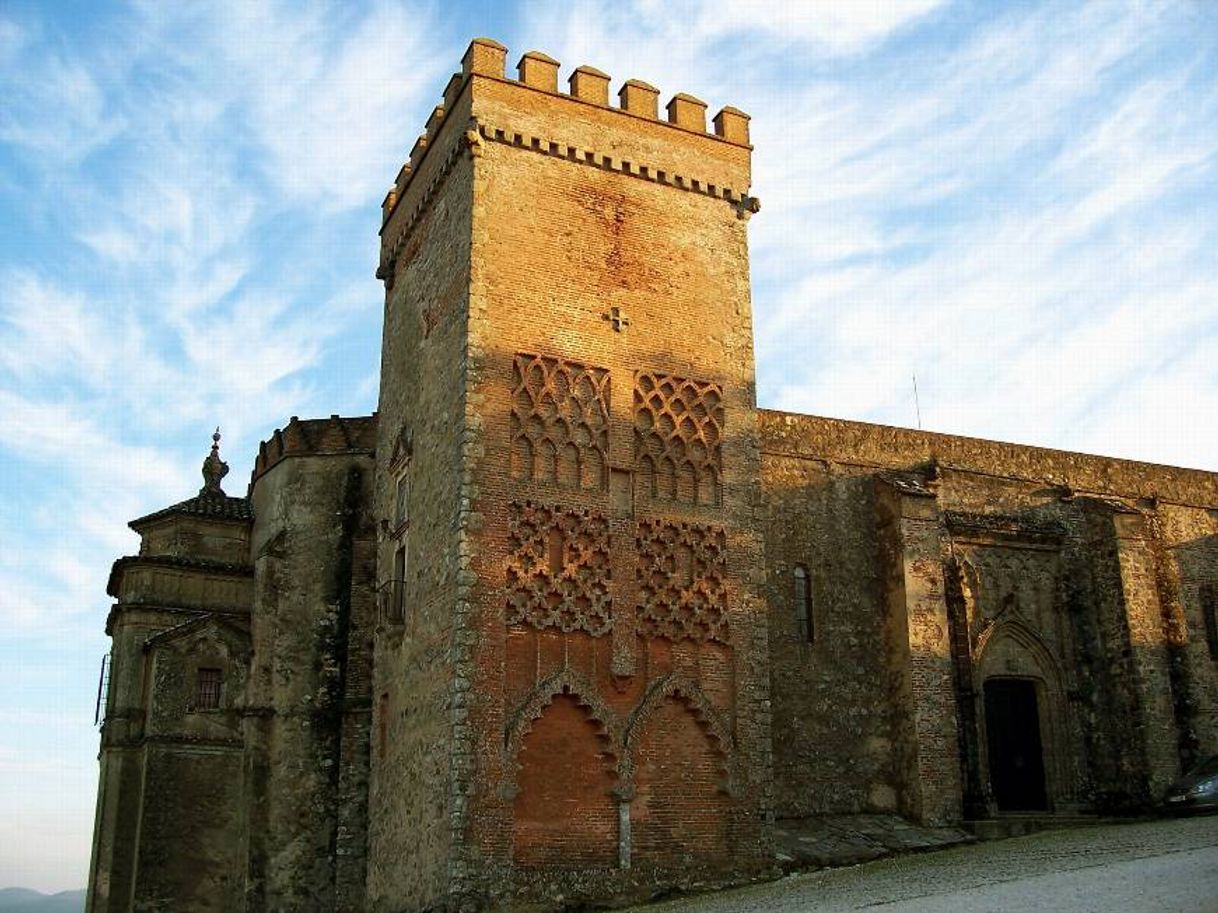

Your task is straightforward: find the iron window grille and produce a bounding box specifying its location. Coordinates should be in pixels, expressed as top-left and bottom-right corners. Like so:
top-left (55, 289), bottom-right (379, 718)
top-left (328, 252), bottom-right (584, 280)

top-left (195, 667), bottom-right (223, 710)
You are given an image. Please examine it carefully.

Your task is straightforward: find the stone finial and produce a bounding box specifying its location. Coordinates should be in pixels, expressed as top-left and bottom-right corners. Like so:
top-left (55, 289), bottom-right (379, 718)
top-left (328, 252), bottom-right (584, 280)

top-left (462, 37), bottom-right (507, 79)
top-left (619, 79), bottom-right (659, 119)
top-left (518, 51), bottom-right (559, 92)
top-left (667, 93), bottom-right (707, 132)
top-left (569, 65), bottom-right (610, 106)
top-left (201, 428), bottom-right (229, 495)
top-left (713, 106), bottom-right (750, 145)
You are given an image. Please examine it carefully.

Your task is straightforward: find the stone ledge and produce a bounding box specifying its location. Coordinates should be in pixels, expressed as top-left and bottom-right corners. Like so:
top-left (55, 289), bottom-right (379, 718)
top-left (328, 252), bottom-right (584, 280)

top-left (773, 814), bottom-right (975, 873)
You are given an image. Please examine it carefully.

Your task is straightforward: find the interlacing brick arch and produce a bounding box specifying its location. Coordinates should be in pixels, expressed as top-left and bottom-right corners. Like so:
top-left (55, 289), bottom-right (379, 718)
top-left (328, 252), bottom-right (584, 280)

top-left (623, 675), bottom-right (735, 865)
top-left (505, 671), bottom-right (621, 868)
top-left (504, 669), bottom-right (622, 769)
top-left (635, 519), bottom-right (729, 643)
top-left (505, 501), bottom-right (612, 636)
top-left (634, 371), bottom-right (723, 506)
top-left (620, 674), bottom-right (733, 790)
top-left (511, 353), bottom-right (611, 491)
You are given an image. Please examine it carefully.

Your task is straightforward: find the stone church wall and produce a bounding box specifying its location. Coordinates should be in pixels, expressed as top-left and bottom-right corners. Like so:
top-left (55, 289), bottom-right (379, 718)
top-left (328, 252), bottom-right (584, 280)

top-left (762, 454), bottom-right (899, 817)
top-left (86, 36), bottom-right (1218, 913)
top-left (1157, 504), bottom-right (1218, 756)
top-left (245, 425), bottom-right (376, 912)
top-left (761, 410), bottom-right (1218, 821)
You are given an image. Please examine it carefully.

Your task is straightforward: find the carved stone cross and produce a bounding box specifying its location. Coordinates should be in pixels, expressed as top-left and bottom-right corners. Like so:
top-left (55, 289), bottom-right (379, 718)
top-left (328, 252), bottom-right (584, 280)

top-left (602, 306), bottom-right (630, 332)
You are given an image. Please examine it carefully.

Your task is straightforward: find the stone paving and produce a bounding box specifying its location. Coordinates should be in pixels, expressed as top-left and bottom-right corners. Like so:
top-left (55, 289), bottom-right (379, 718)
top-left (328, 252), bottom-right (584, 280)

top-left (623, 815), bottom-right (1218, 913)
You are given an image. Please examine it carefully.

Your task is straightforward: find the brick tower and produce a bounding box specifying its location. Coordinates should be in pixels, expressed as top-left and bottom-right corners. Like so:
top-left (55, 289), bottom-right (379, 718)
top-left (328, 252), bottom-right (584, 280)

top-left (368, 38), bottom-right (771, 911)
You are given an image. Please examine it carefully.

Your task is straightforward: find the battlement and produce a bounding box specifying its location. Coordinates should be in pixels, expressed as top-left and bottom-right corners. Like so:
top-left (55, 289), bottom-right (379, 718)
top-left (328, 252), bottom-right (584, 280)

top-left (468, 38), bottom-right (749, 141)
top-left (380, 37), bottom-right (753, 236)
top-left (249, 413), bottom-right (378, 487)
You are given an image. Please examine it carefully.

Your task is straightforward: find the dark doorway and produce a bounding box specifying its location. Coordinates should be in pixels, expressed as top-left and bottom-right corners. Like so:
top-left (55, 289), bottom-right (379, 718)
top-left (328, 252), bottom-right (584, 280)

top-left (984, 678), bottom-right (1048, 812)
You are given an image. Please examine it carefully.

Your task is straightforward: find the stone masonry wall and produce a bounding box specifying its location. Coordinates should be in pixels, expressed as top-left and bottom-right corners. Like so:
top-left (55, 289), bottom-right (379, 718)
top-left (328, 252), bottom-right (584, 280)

top-left (246, 440), bottom-right (376, 912)
top-left (761, 411), bottom-right (1218, 819)
top-left (876, 482), bottom-right (963, 825)
top-left (1156, 504), bottom-right (1218, 760)
top-left (762, 455), bottom-right (897, 817)
top-left (366, 73), bottom-right (476, 912)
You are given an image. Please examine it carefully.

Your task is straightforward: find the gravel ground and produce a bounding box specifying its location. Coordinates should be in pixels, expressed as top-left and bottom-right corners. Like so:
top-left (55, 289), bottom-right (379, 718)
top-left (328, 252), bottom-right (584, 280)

top-left (623, 816), bottom-right (1218, 913)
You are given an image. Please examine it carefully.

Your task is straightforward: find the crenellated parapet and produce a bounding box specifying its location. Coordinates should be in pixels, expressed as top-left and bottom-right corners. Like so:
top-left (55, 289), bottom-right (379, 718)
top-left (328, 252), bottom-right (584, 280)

top-left (250, 413), bottom-right (378, 487)
top-left (378, 38), bottom-right (758, 283)
top-left (452, 38), bottom-right (751, 144)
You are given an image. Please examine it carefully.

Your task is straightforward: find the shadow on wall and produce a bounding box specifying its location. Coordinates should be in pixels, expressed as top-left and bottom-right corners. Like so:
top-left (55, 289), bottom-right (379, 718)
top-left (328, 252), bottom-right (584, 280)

top-left (759, 439), bottom-right (1218, 823)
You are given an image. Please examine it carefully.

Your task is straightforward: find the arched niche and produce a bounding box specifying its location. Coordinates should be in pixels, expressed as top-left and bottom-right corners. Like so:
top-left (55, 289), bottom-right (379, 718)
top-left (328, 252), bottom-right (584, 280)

top-left (506, 673), bottom-right (619, 868)
top-left (624, 676), bottom-right (733, 867)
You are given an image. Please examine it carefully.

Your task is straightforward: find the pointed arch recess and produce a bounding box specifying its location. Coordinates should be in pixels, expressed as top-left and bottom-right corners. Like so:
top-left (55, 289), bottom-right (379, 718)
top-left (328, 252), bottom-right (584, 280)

top-left (974, 616), bottom-right (1073, 811)
top-left (507, 671), bottom-right (619, 868)
top-left (975, 617), bottom-right (1064, 690)
top-left (625, 675), bottom-right (734, 866)
top-left (504, 669), bottom-right (620, 767)
top-left (623, 674), bottom-right (733, 791)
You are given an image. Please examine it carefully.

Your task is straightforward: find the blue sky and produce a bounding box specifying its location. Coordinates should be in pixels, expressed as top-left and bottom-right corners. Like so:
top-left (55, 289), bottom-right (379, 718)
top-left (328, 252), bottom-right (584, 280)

top-left (1, 0), bottom-right (1216, 893)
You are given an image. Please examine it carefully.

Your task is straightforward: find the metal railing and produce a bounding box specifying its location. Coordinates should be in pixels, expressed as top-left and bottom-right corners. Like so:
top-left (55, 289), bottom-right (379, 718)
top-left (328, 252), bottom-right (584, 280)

top-left (94, 653), bottom-right (111, 726)
top-left (376, 579), bottom-right (407, 628)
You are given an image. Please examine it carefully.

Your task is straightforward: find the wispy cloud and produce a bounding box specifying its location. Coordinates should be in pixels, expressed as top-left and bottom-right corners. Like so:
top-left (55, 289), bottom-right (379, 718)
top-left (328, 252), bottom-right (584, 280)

top-left (0, 3), bottom-right (457, 886)
top-left (2, 0), bottom-right (1217, 892)
top-left (526, 0), bottom-right (1218, 468)
top-left (0, 17), bottom-right (125, 164)
top-left (693, 0), bottom-right (948, 54)
top-left (0, 2), bottom-right (453, 646)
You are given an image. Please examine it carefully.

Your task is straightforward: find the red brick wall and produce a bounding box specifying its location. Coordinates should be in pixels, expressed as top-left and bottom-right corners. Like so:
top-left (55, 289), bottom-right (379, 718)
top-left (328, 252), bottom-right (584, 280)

top-left (513, 694), bottom-right (617, 867)
top-left (454, 62), bottom-right (772, 906)
top-left (631, 695), bottom-right (729, 864)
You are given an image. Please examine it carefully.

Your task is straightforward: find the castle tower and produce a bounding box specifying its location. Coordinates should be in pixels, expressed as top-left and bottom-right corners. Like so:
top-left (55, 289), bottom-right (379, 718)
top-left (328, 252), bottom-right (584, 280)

top-left (369, 38), bottom-right (771, 910)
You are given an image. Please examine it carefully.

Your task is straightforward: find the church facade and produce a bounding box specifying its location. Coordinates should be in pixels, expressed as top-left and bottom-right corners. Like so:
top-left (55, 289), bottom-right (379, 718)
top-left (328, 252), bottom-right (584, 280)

top-left (87, 39), bottom-right (1218, 913)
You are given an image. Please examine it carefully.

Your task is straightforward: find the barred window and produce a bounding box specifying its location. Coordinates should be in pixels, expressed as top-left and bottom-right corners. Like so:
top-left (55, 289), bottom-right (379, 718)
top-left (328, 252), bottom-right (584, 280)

top-left (1202, 582), bottom-right (1218, 660)
top-left (794, 565), bottom-right (813, 643)
top-left (195, 667), bottom-right (222, 710)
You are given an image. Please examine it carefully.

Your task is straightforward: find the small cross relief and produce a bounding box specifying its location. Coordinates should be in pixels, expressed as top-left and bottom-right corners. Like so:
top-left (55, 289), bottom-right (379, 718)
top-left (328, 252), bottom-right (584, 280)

top-left (602, 306), bottom-right (630, 332)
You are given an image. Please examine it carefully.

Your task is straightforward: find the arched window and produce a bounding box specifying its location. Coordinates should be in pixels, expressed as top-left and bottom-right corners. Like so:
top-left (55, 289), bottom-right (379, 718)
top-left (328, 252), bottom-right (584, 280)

top-left (794, 565), bottom-right (813, 643)
top-left (393, 465), bottom-right (410, 532)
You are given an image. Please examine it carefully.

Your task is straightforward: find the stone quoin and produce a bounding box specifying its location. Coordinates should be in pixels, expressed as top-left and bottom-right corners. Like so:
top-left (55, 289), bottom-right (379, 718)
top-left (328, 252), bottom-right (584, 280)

top-left (86, 38), bottom-right (1218, 913)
